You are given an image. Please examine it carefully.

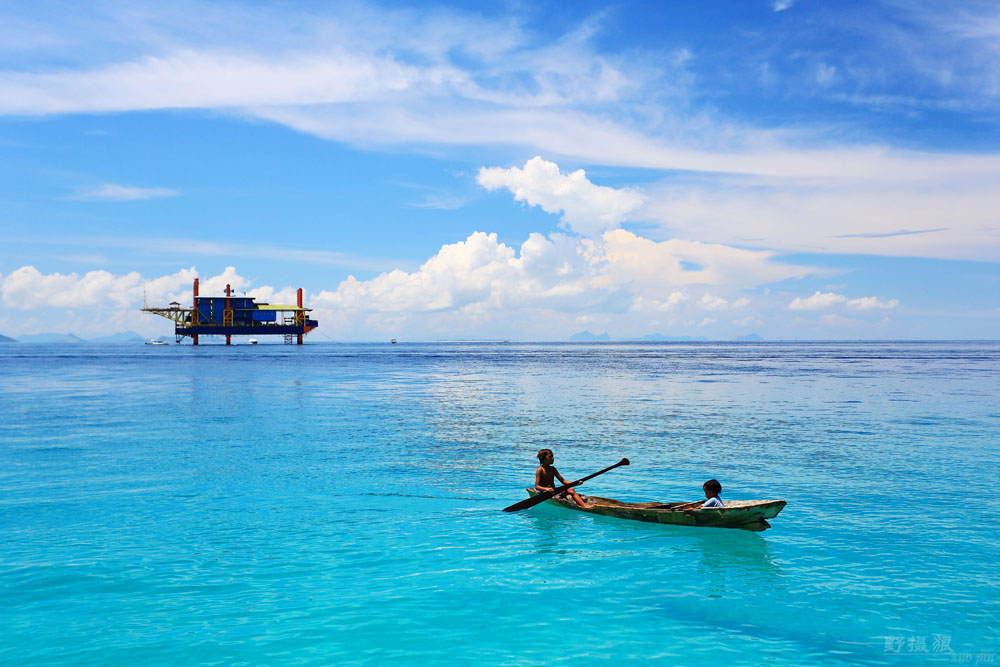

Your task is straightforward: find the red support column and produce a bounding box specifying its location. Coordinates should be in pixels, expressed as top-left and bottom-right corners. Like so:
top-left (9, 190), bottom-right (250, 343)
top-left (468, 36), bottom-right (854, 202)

top-left (225, 283), bottom-right (232, 346)
top-left (192, 278), bottom-right (199, 346)
top-left (296, 288), bottom-right (304, 345)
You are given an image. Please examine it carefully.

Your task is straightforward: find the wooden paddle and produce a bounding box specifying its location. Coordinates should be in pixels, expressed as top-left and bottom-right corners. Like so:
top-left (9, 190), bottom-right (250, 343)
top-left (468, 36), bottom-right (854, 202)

top-left (502, 457), bottom-right (630, 513)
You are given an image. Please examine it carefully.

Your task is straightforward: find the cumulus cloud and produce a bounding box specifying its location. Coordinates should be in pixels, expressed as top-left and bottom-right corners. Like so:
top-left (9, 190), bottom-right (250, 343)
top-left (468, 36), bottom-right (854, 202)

top-left (846, 296), bottom-right (899, 310)
top-left (3, 266), bottom-right (153, 309)
top-left (632, 292), bottom-right (688, 312)
top-left (698, 293), bottom-right (750, 311)
top-left (315, 229), bottom-right (814, 325)
top-left (70, 183), bottom-right (180, 201)
top-left (477, 157), bottom-right (645, 238)
top-left (594, 229), bottom-right (811, 288)
top-left (789, 291), bottom-right (900, 313)
top-left (0, 228), bottom-right (819, 339)
top-left (0, 265), bottom-right (274, 311)
top-left (788, 291), bottom-right (848, 311)
top-left (318, 232), bottom-right (518, 313)
top-left (0, 264), bottom-right (324, 337)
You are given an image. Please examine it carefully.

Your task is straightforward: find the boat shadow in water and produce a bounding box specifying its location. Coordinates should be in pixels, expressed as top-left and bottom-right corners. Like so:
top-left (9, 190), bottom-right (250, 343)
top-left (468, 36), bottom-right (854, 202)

top-left (522, 503), bottom-right (784, 580)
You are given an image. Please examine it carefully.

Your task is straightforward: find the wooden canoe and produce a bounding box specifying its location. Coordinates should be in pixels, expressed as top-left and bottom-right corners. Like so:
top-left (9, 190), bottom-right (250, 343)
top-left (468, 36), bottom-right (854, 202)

top-left (525, 488), bottom-right (786, 531)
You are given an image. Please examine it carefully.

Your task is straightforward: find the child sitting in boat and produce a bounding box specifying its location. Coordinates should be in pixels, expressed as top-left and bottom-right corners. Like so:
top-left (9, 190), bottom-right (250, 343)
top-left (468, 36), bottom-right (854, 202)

top-left (696, 478), bottom-right (724, 508)
top-left (535, 449), bottom-right (589, 508)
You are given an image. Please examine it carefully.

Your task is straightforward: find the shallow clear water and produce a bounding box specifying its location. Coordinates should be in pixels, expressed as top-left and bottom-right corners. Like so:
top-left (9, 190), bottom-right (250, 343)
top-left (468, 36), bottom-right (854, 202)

top-left (2, 341), bottom-right (998, 665)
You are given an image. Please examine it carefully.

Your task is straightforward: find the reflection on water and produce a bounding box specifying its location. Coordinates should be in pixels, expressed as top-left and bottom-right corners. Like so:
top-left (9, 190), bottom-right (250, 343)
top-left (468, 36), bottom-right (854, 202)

top-left (523, 502), bottom-right (783, 583)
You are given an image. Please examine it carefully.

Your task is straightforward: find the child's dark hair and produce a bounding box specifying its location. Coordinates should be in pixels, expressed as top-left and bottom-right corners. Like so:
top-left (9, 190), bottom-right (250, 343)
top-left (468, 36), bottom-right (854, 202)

top-left (537, 448), bottom-right (553, 462)
top-left (703, 478), bottom-right (722, 496)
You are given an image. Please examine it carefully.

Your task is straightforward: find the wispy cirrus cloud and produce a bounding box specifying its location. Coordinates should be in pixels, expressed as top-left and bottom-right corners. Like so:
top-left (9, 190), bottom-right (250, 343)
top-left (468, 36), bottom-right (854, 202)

top-left (1, 1), bottom-right (998, 264)
top-left (8, 234), bottom-right (410, 273)
top-left (69, 183), bottom-right (179, 201)
top-left (837, 228), bottom-right (948, 239)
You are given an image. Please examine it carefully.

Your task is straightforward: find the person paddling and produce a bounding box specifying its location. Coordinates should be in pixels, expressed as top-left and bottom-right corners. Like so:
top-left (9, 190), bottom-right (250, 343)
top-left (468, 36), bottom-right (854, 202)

top-left (535, 449), bottom-right (589, 508)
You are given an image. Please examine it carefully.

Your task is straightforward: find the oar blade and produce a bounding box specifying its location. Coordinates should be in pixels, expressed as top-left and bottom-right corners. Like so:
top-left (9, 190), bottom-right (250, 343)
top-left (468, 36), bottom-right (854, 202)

top-left (502, 491), bottom-right (551, 513)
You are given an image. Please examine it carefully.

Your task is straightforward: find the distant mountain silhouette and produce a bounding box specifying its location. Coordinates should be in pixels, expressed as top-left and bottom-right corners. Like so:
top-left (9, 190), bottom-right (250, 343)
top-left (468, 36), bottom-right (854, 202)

top-left (0, 333), bottom-right (16, 343)
top-left (16, 333), bottom-right (87, 343)
top-left (623, 333), bottom-right (708, 341)
top-left (569, 330), bottom-right (611, 341)
top-left (736, 333), bottom-right (764, 341)
top-left (12, 332), bottom-right (147, 343)
top-left (88, 331), bottom-right (146, 343)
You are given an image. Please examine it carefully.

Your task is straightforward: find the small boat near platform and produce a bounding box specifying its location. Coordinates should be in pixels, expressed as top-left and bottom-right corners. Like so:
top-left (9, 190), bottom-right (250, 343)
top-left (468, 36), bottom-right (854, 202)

top-left (525, 488), bottom-right (786, 531)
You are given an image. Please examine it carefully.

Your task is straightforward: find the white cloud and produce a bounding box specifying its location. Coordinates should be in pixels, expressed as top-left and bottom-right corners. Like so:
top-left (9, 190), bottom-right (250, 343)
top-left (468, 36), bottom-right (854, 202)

top-left (1, 228), bottom-right (816, 338)
top-left (317, 232), bottom-right (517, 313)
top-left (699, 294), bottom-right (728, 311)
top-left (0, 264), bottom-right (322, 338)
top-left (772, 0), bottom-right (796, 11)
top-left (12, 234), bottom-right (403, 272)
top-left (70, 183), bottom-right (179, 201)
top-left (631, 292), bottom-right (688, 312)
top-left (313, 229), bottom-right (815, 338)
top-left (198, 266), bottom-right (251, 296)
top-left (846, 296), bottom-right (899, 310)
top-left (0, 49), bottom-right (456, 115)
top-left (594, 229), bottom-right (812, 288)
top-left (0, 264), bottom-right (302, 322)
top-left (788, 291), bottom-right (900, 312)
top-left (698, 293), bottom-right (750, 311)
top-left (788, 291), bottom-right (847, 311)
top-left (641, 182), bottom-right (1000, 261)
top-left (477, 157), bottom-right (645, 238)
top-left (816, 63), bottom-right (837, 86)
top-left (1, 4), bottom-right (999, 260)
top-left (1, 266), bottom-right (194, 310)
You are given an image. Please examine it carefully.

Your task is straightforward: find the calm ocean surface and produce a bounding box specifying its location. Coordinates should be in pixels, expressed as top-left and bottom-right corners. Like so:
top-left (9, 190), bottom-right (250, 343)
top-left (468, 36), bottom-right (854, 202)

top-left (2, 341), bottom-right (998, 666)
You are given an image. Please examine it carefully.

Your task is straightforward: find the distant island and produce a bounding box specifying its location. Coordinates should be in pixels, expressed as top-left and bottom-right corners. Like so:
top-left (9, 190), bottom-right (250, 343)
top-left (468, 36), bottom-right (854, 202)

top-left (622, 333), bottom-right (709, 342)
top-left (570, 331), bottom-right (764, 342)
top-left (569, 331), bottom-right (612, 341)
top-left (4, 331), bottom-right (147, 344)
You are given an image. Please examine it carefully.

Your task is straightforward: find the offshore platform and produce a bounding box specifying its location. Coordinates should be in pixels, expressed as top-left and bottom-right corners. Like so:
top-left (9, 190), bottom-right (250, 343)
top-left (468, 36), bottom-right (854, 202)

top-left (142, 278), bottom-right (318, 345)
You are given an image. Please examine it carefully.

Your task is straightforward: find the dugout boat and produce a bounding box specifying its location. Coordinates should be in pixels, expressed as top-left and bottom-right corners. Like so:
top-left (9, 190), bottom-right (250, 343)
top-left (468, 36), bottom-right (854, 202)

top-left (525, 488), bottom-right (786, 531)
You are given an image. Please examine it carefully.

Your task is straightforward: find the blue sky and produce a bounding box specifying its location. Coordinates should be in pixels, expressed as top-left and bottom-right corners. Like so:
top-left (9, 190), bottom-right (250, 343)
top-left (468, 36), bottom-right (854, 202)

top-left (1, 0), bottom-right (998, 340)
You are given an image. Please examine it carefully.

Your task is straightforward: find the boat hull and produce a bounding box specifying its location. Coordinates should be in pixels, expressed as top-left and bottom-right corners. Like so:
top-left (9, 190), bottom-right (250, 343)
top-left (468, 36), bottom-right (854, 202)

top-left (525, 489), bottom-right (786, 531)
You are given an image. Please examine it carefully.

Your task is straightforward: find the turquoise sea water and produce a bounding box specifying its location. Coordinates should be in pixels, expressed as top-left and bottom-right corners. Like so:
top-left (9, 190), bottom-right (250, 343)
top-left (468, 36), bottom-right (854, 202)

top-left (2, 341), bottom-right (999, 666)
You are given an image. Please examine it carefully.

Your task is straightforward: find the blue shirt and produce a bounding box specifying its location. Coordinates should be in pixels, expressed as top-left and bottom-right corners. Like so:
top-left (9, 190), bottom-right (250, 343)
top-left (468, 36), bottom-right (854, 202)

top-left (701, 496), bottom-right (724, 508)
